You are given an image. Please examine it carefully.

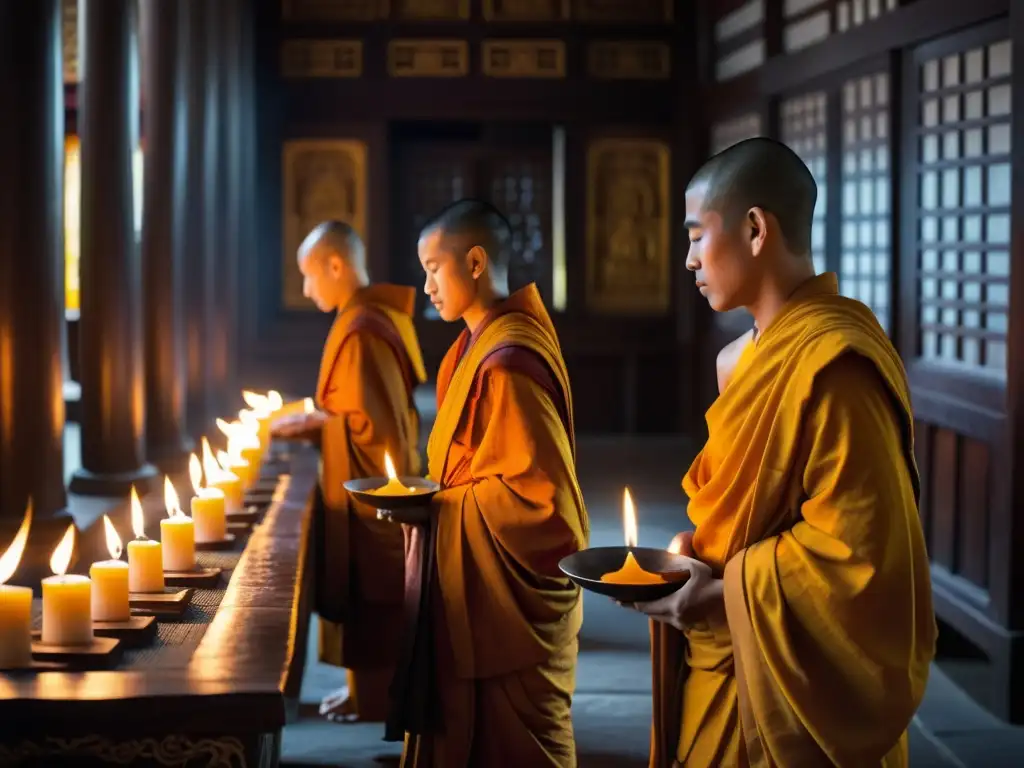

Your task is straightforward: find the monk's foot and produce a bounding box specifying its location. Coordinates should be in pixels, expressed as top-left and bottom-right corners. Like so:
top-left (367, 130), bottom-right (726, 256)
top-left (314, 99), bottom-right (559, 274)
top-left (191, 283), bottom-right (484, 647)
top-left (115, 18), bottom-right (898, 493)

top-left (320, 687), bottom-right (360, 723)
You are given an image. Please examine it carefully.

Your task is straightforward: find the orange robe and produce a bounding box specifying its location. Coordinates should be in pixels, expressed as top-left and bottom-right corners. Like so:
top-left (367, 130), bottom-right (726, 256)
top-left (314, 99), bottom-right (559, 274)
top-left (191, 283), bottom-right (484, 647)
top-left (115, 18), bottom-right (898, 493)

top-left (400, 284), bottom-right (589, 767)
top-left (314, 283), bottom-right (427, 721)
top-left (651, 274), bottom-right (936, 767)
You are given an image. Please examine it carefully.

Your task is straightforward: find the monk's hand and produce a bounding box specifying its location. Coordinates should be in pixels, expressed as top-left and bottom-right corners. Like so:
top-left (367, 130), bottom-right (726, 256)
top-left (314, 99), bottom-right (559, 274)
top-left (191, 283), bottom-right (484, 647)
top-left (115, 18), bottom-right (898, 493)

top-left (272, 411), bottom-right (325, 439)
top-left (626, 556), bottom-right (725, 632)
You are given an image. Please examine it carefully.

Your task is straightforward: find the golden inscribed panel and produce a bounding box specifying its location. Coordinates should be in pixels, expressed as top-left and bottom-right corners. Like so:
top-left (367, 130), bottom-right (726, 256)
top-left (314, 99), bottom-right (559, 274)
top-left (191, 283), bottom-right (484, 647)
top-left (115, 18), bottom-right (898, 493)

top-left (572, 0), bottom-right (672, 22)
top-left (281, 40), bottom-right (363, 78)
top-left (388, 40), bottom-right (469, 77)
top-left (588, 41), bottom-right (670, 79)
top-left (392, 0), bottom-right (470, 19)
top-left (482, 40), bottom-right (566, 78)
top-left (62, 0), bottom-right (78, 83)
top-left (482, 0), bottom-right (570, 20)
top-left (281, 140), bottom-right (368, 310)
top-left (281, 0), bottom-right (386, 21)
top-left (586, 139), bottom-right (671, 315)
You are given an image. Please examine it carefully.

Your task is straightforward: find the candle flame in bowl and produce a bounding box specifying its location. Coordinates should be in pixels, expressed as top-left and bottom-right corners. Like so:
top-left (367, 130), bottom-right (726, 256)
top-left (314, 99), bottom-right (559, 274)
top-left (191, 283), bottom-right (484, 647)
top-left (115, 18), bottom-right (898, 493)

top-left (384, 451), bottom-right (399, 482)
top-left (623, 487), bottom-right (638, 548)
top-left (50, 524), bottom-right (76, 576)
top-left (130, 485), bottom-right (146, 539)
top-left (189, 453), bottom-right (205, 494)
top-left (0, 499), bottom-right (32, 585)
top-left (163, 476), bottom-right (184, 519)
top-left (103, 514), bottom-right (123, 560)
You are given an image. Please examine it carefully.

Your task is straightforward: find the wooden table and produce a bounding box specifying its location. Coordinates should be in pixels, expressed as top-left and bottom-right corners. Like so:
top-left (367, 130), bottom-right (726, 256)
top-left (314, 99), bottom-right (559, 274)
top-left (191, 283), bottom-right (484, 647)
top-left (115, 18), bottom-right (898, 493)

top-left (0, 449), bottom-right (317, 767)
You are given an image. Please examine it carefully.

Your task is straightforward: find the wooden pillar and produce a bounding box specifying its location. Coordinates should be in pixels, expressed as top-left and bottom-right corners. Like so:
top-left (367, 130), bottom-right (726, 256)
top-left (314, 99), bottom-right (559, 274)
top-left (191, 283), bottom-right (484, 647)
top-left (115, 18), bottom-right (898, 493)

top-left (0, 0), bottom-right (69, 521)
top-left (70, 0), bottom-right (158, 496)
top-left (140, 0), bottom-right (192, 471)
top-left (183, 0), bottom-right (213, 437)
top-left (222, 0), bottom-right (244, 410)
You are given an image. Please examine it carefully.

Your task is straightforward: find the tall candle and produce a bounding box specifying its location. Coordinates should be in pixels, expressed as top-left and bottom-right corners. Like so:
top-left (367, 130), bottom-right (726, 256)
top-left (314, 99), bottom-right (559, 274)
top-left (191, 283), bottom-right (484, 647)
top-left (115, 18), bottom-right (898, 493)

top-left (42, 525), bottom-right (92, 646)
top-left (189, 452), bottom-right (226, 543)
top-left (161, 476), bottom-right (195, 571)
top-left (0, 502), bottom-right (33, 668)
top-left (126, 485), bottom-right (164, 593)
top-left (90, 516), bottom-right (129, 622)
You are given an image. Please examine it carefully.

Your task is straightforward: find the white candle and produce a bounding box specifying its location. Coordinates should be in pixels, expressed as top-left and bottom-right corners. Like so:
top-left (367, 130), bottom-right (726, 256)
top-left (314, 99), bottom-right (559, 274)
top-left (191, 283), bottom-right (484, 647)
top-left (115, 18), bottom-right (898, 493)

top-left (161, 476), bottom-right (195, 571)
top-left (42, 525), bottom-right (92, 646)
top-left (126, 485), bottom-right (164, 593)
top-left (90, 515), bottom-right (129, 622)
top-left (0, 501), bottom-right (33, 668)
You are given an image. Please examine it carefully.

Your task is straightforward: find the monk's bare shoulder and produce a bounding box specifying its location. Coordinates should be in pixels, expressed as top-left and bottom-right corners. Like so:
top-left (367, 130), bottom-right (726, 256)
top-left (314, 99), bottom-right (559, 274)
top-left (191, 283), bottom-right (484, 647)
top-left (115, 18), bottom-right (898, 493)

top-left (717, 328), bottom-right (754, 393)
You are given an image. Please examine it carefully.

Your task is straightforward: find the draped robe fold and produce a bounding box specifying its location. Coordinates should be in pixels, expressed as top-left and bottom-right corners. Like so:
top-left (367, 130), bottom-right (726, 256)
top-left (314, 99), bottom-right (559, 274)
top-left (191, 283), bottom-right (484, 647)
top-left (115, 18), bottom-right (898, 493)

top-left (400, 283), bottom-right (589, 768)
top-left (650, 274), bottom-right (936, 767)
top-left (314, 283), bottom-right (427, 721)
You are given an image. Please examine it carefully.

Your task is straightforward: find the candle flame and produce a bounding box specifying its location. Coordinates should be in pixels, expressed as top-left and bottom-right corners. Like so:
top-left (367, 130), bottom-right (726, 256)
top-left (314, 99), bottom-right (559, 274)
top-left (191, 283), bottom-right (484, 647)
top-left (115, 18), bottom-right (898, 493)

top-left (238, 409), bottom-right (259, 430)
top-left (623, 487), bottom-right (638, 549)
top-left (384, 451), bottom-right (398, 481)
top-left (0, 499), bottom-right (32, 585)
top-left (268, 391), bottom-right (283, 411)
top-left (215, 417), bottom-right (236, 438)
top-left (202, 437), bottom-right (223, 479)
top-left (189, 453), bottom-right (204, 493)
top-left (130, 485), bottom-right (146, 539)
top-left (103, 514), bottom-right (123, 560)
top-left (216, 449), bottom-right (235, 469)
top-left (163, 475), bottom-right (183, 518)
top-left (49, 524), bottom-right (76, 576)
top-left (303, 397), bottom-right (314, 414)
top-left (242, 390), bottom-right (268, 411)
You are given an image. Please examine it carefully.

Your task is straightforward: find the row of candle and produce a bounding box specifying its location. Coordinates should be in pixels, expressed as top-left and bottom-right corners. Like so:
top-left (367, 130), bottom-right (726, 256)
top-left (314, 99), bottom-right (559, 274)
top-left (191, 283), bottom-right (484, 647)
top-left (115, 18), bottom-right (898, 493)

top-left (0, 389), bottom-right (293, 669)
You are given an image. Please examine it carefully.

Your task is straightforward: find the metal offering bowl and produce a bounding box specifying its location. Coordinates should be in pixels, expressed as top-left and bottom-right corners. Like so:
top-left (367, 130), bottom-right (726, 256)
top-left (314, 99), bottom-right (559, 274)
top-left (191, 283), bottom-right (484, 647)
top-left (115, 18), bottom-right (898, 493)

top-left (344, 476), bottom-right (439, 524)
top-left (559, 546), bottom-right (692, 603)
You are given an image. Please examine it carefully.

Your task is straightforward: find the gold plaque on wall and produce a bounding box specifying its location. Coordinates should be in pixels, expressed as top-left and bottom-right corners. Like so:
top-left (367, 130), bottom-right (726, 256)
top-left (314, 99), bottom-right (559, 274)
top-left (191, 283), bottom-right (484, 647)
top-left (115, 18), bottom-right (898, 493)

top-left (572, 0), bottom-right (672, 22)
top-left (588, 42), bottom-right (670, 79)
top-left (483, 0), bottom-right (569, 20)
top-left (388, 40), bottom-right (469, 77)
top-left (482, 40), bottom-right (566, 78)
top-left (586, 139), bottom-right (671, 315)
top-left (392, 0), bottom-right (469, 19)
top-left (282, 140), bottom-right (368, 310)
top-left (282, 0), bottom-right (386, 21)
top-left (281, 40), bottom-right (363, 78)
top-left (62, 0), bottom-right (78, 83)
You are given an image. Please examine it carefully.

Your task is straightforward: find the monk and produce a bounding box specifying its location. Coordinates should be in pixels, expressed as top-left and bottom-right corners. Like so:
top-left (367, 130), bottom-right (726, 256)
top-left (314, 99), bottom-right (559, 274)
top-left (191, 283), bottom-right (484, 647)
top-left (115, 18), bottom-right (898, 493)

top-left (271, 220), bottom-right (427, 724)
top-left (623, 138), bottom-right (936, 767)
top-left (394, 199), bottom-right (588, 767)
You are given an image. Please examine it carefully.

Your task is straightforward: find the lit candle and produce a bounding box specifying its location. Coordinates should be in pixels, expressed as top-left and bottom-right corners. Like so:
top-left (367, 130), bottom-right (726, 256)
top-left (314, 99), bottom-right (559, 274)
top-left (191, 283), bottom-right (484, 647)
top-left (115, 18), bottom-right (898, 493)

top-left (367, 452), bottom-right (431, 496)
top-left (202, 438), bottom-right (243, 512)
top-left (237, 410), bottom-right (266, 473)
top-left (127, 485), bottom-right (164, 593)
top-left (160, 476), bottom-right (195, 572)
top-left (0, 501), bottom-right (33, 668)
top-left (304, 397), bottom-right (314, 414)
top-left (42, 524), bottom-right (92, 646)
top-left (189, 453), bottom-right (226, 543)
top-left (600, 488), bottom-right (667, 585)
top-left (241, 391), bottom-right (275, 451)
top-left (216, 418), bottom-right (260, 488)
top-left (90, 516), bottom-right (129, 621)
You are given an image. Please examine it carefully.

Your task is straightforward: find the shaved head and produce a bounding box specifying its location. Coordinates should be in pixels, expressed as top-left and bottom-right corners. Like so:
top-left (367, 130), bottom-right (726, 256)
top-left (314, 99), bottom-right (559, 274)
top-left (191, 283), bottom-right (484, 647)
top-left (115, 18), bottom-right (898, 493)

top-left (688, 137), bottom-right (816, 256)
top-left (420, 198), bottom-right (513, 277)
top-left (296, 220), bottom-right (368, 312)
top-left (298, 220), bottom-right (366, 272)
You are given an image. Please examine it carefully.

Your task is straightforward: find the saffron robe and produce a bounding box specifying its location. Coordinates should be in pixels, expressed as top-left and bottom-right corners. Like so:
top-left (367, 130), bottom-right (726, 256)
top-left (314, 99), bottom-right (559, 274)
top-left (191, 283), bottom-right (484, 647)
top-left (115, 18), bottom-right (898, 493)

top-left (401, 284), bottom-right (589, 768)
top-left (314, 283), bottom-right (427, 721)
top-left (650, 273), bottom-right (936, 767)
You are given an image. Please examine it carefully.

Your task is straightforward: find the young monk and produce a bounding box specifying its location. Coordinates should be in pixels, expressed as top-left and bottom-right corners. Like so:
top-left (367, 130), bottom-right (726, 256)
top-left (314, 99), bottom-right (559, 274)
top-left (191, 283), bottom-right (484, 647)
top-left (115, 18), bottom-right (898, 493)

top-left (271, 220), bottom-right (426, 724)
top-left (624, 138), bottom-right (936, 767)
top-left (395, 199), bottom-right (588, 767)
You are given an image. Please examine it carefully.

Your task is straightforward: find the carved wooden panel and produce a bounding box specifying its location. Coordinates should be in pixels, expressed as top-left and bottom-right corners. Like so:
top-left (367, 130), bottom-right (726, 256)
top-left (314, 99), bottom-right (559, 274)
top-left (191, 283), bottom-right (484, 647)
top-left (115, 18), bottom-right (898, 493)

top-left (281, 140), bottom-right (368, 310)
top-left (482, 40), bottom-right (566, 78)
top-left (388, 40), bottom-right (469, 77)
top-left (282, 0), bottom-right (386, 20)
top-left (710, 113), bottom-right (762, 155)
top-left (62, 0), bottom-right (78, 83)
top-left (483, 0), bottom-right (569, 21)
top-left (281, 40), bottom-right (363, 78)
top-left (780, 91), bottom-right (828, 274)
top-left (572, 0), bottom-right (672, 22)
top-left (487, 154), bottom-right (553, 297)
top-left (713, 0), bottom-right (765, 81)
top-left (784, 0), bottom-right (902, 54)
top-left (587, 42), bottom-right (671, 80)
top-left (392, 0), bottom-right (470, 19)
top-left (913, 38), bottom-right (1011, 376)
top-left (586, 139), bottom-right (671, 315)
top-left (840, 71), bottom-right (891, 331)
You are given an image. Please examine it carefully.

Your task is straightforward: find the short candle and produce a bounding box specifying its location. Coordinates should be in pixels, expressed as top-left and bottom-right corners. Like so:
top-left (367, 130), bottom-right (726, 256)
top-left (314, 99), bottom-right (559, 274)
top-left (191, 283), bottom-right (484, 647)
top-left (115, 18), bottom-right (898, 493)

top-left (0, 501), bottom-right (33, 668)
top-left (126, 485), bottom-right (164, 593)
top-left (191, 488), bottom-right (226, 543)
top-left (90, 561), bottom-right (129, 621)
top-left (42, 524), bottom-right (93, 646)
top-left (161, 516), bottom-right (195, 572)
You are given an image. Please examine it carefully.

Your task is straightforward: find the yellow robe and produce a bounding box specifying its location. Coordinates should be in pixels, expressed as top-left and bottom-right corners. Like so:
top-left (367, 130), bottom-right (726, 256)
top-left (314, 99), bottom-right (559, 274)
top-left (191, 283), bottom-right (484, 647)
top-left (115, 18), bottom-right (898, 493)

top-left (651, 273), bottom-right (936, 767)
top-left (401, 284), bottom-right (589, 768)
top-left (315, 283), bottom-right (427, 721)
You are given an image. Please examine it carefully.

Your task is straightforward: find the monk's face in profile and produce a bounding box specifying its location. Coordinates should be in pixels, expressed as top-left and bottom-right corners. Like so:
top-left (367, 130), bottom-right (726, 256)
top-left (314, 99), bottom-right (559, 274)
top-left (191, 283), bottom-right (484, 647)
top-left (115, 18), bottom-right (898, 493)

top-left (683, 183), bottom-right (767, 313)
top-left (418, 228), bottom-right (483, 322)
top-left (298, 246), bottom-right (348, 312)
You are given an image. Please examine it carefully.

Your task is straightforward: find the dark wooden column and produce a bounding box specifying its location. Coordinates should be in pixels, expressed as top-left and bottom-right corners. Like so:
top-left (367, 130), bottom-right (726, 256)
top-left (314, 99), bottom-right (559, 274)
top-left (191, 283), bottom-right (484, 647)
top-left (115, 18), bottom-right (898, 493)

top-left (140, 0), bottom-right (192, 471)
top-left (69, 0), bottom-right (158, 496)
top-left (0, 0), bottom-right (69, 522)
top-left (183, 0), bottom-right (213, 437)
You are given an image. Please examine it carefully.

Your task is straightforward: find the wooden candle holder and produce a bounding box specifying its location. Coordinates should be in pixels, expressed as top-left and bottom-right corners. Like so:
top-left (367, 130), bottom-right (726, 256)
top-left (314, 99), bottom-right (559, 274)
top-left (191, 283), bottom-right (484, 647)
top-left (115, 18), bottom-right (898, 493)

top-left (93, 615), bottom-right (157, 648)
top-left (30, 635), bottom-right (122, 669)
top-left (164, 567), bottom-right (222, 589)
top-left (195, 533), bottom-right (236, 552)
top-left (129, 588), bottom-right (193, 617)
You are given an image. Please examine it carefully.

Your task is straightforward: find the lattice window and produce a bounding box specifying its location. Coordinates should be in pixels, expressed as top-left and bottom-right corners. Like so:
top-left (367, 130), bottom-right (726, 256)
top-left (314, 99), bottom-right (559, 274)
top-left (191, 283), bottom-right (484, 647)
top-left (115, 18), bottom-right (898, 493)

top-left (841, 72), bottom-right (891, 331)
top-left (488, 158), bottom-right (552, 299)
top-left (835, 0), bottom-right (900, 34)
top-left (781, 92), bottom-right (828, 274)
top-left (783, 0), bottom-right (901, 53)
top-left (713, 0), bottom-right (765, 81)
top-left (710, 113), bottom-right (762, 155)
top-left (914, 38), bottom-right (1011, 375)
